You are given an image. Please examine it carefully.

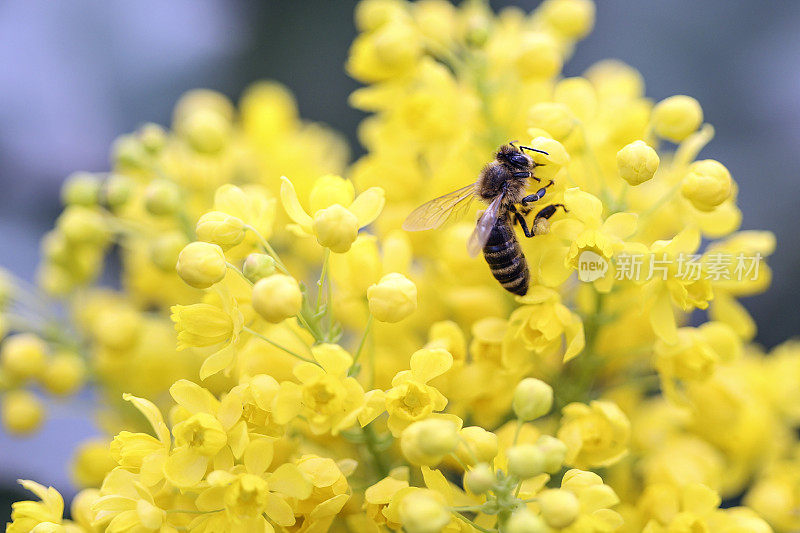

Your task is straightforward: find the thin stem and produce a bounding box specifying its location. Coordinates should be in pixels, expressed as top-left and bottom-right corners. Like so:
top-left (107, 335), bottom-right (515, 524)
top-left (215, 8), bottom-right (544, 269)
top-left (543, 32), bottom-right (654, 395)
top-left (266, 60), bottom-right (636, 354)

top-left (352, 314), bottom-right (373, 367)
top-left (317, 249), bottom-right (330, 309)
top-left (243, 224), bottom-right (290, 274)
top-left (226, 262), bottom-right (252, 285)
top-left (243, 326), bottom-right (317, 365)
top-left (512, 419), bottom-right (523, 445)
top-left (362, 424), bottom-right (391, 480)
top-left (451, 511), bottom-right (496, 533)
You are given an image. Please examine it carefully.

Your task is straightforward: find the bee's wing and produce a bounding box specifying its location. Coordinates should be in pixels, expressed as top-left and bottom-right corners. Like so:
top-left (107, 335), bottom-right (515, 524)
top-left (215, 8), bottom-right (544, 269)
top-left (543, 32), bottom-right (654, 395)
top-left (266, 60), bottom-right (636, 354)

top-left (402, 183), bottom-right (477, 231)
top-left (467, 192), bottom-right (504, 257)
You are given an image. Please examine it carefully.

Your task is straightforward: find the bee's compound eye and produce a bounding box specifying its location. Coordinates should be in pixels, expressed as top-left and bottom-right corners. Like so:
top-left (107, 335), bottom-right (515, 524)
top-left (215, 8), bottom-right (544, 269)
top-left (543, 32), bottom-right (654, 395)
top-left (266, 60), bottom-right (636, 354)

top-left (510, 154), bottom-right (529, 166)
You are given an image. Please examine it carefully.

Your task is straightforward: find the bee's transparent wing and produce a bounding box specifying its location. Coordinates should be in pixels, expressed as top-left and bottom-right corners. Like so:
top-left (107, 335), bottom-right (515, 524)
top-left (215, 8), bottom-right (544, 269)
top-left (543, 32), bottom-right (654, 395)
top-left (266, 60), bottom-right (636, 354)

top-left (467, 193), bottom-right (504, 257)
top-left (402, 183), bottom-right (477, 231)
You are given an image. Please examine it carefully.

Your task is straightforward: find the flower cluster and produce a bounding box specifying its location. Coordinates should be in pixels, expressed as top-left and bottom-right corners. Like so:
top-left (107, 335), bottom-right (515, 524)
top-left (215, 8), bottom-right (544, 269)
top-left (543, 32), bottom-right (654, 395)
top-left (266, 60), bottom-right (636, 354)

top-left (2, 0), bottom-right (797, 532)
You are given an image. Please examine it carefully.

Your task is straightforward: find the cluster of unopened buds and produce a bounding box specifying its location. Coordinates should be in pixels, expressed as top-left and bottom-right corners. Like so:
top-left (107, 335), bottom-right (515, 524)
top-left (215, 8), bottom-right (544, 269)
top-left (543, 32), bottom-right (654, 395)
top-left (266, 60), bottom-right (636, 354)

top-left (0, 0), bottom-right (795, 532)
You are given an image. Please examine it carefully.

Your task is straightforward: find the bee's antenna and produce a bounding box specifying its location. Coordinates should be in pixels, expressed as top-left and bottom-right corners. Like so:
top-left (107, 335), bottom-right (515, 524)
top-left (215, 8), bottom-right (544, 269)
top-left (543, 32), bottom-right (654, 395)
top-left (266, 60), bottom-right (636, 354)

top-left (509, 140), bottom-right (519, 148)
top-left (519, 145), bottom-right (549, 156)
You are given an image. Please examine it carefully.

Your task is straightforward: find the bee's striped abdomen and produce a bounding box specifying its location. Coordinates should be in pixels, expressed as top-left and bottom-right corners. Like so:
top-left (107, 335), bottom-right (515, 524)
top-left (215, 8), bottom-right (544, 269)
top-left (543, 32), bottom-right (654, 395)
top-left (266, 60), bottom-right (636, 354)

top-left (482, 218), bottom-right (529, 296)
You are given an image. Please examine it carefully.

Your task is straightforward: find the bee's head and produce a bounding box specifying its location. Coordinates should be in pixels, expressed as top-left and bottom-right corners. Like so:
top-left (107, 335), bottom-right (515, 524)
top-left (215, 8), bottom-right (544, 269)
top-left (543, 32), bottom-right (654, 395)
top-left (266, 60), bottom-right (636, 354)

top-left (497, 144), bottom-right (532, 169)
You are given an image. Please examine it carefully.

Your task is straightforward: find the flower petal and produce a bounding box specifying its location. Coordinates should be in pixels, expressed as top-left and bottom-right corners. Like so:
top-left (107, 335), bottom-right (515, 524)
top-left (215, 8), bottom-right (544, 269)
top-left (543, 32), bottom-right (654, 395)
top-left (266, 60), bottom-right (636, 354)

top-left (602, 212), bottom-right (637, 239)
top-left (410, 348), bottom-right (453, 383)
top-left (280, 176), bottom-right (313, 232)
top-left (269, 463), bottom-right (313, 499)
top-left (163, 448), bottom-right (209, 487)
top-left (349, 187), bottom-right (386, 227)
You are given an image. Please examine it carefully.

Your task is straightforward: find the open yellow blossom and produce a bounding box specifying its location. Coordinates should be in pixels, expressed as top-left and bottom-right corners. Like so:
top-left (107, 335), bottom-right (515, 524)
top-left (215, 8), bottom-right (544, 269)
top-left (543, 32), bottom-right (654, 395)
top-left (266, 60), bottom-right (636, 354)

top-left (280, 174), bottom-right (385, 253)
top-left (6, 480), bottom-right (65, 533)
top-left (558, 400), bottom-right (631, 469)
top-left (276, 343), bottom-right (365, 435)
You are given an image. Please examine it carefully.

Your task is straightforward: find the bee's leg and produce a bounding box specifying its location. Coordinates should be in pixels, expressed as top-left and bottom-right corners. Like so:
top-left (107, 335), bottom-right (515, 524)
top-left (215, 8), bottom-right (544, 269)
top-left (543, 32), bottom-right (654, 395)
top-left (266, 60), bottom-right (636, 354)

top-left (513, 170), bottom-right (540, 182)
top-left (521, 180), bottom-right (555, 206)
top-left (534, 203), bottom-right (568, 221)
top-left (515, 212), bottom-right (535, 238)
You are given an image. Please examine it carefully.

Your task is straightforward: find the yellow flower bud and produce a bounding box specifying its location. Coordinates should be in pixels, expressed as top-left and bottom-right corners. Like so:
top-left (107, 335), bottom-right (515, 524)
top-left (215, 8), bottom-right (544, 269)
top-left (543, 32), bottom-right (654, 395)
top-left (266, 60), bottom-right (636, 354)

top-left (182, 107), bottom-right (230, 154)
top-left (652, 95), bottom-right (703, 142)
top-left (537, 435), bottom-right (568, 473)
top-left (538, 489), bottom-right (580, 529)
top-left (554, 77), bottom-right (597, 121)
top-left (1, 333), bottom-right (47, 380)
top-left (539, 0), bottom-right (595, 39)
top-left (91, 306), bottom-right (142, 351)
top-left (506, 444), bottom-right (546, 479)
top-left (506, 509), bottom-right (548, 533)
top-left (61, 172), bottom-right (101, 206)
top-left (138, 122), bottom-right (167, 153)
top-left (513, 378), bottom-right (554, 421)
top-left (104, 173), bottom-right (134, 209)
top-left (196, 211), bottom-right (246, 250)
top-left (367, 273), bottom-right (417, 323)
top-left (312, 204), bottom-right (360, 253)
top-left (112, 134), bottom-right (148, 170)
top-left (144, 179), bottom-right (181, 216)
top-left (149, 232), bottom-right (189, 272)
top-left (71, 439), bottom-right (116, 488)
top-left (681, 159), bottom-right (732, 211)
top-left (242, 253), bottom-right (276, 283)
top-left (464, 463), bottom-right (495, 494)
top-left (401, 421), bottom-right (446, 467)
top-left (57, 206), bottom-right (107, 245)
top-left (529, 102), bottom-right (576, 141)
top-left (516, 32), bottom-right (562, 80)
top-left (411, 418), bottom-right (459, 458)
top-left (584, 59), bottom-right (644, 101)
top-left (616, 140), bottom-right (660, 185)
top-left (456, 426), bottom-right (499, 465)
top-left (1, 389), bottom-right (45, 435)
top-left (526, 137), bottom-right (570, 180)
top-left (252, 274), bottom-right (303, 323)
top-left (399, 491), bottom-right (451, 533)
top-left (41, 351), bottom-right (86, 396)
top-left (176, 241), bottom-right (227, 289)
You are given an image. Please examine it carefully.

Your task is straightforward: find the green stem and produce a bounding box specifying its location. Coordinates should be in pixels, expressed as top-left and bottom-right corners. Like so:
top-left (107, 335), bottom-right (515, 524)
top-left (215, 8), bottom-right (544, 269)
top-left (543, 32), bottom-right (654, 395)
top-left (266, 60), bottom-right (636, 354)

top-left (243, 326), bottom-right (317, 365)
top-left (226, 262), bottom-right (252, 285)
top-left (317, 249), bottom-right (330, 310)
top-left (362, 424), bottom-right (391, 479)
top-left (452, 511), bottom-right (496, 533)
top-left (352, 314), bottom-right (373, 368)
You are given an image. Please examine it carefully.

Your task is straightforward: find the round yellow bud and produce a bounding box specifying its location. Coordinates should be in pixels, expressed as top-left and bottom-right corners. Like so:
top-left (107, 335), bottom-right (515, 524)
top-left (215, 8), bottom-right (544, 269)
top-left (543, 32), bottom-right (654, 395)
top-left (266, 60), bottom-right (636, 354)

top-left (252, 274), bottom-right (303, 323)
top-left (538, 489), bottom-right (580, 528)
top-left (61, 172), bottom-right (101, 206)
top-left (91, 306), bottom-right (142, 351)
top-left (144, 179), bottom-right (181, 216)
top-left (57, 206), bottom-right (107, 245)
top-left (149, 232), bottom-right (189, 272)
top-left (176, 241), bottom-right (227, 289)
top-left (456, 426), bottom-right (499, 465)
top-left (516, 32), bottom-right (562, 80)
top-left (182, 108), bottom-right (231, 154)
top-left (539, 0), bottom-right (595, 39)
top-left (529, 102), bottom-right (576, 141)
top-left (526, 137), bottom-right (570, 180)
top-left (41, 351), bottom-right (86, 396)
top-left (401, 422), bottom-right (444, 467)
top-left (584, 59), bottom-right (644, 101)
top-left (71, 439), bottom-right (116, 488)
top-left (414, 418), bottom-right (459, 456)
top-left (112, 135), bottom-right (148, 170)
top-left (506, 509), bottom-right (548, 533)
top-left (1, 333), bottom-right (47, 380)
top-left (537, 435), bottom-right (568, 473)
top-left (652, 95), bottom-right (703, 142)
top-left (196, 211), bottom-right (246, 250)
top-left (513, 378), bottom-right (554, 421)
top-left (554, 77), bottom-right (597, 120)
top-left (355, 0), bottom-right (408, 32)
top-left (312, 204), bottom-right (360, 253)
top-left (104, 173), bottom-right (134, 209)
top-left (464, 463), bottom-right (495, 494)
top-left (399, 492), bottom-right (451, 533)
top-left (616, 140), bottom-right (660, 186)
top-left (367, 273), bottom-right (417, 323)
top-left (1, 389), bottom-right (45, 435)
top-left (681, 159), bottom-right (732, 211)
top-left (242, 253), bottom-right (276, 283)
top-left (139, 122), bottom-right (167, 153)
top-left (506, 444), bottom-right (546, 480)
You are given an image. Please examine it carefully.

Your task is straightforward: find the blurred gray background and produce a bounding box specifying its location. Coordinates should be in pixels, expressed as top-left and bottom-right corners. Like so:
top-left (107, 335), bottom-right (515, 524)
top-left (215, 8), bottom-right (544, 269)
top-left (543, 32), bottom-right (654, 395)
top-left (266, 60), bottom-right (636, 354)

top-left (1, 0), bottom-right (798, 520)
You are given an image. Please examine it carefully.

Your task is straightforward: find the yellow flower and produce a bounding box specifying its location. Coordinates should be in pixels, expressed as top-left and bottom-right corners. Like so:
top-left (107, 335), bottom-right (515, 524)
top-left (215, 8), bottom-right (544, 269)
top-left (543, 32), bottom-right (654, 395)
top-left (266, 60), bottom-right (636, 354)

top-left (252, 274), bottom-right (303, 324)
top-left (364, 475), bottom-right (410, 530)
top-left (558, 400), bottom-right (630, 469)
top-left (92, 469), bottom-right (169, 532)
top-left (175, 241), bottom-right (227, 289)
top-left (367, 272), bottom-right (417, 323)
top-left (637, 482), bottom-right (720, 532)
top-left (109, 394), bottom-right (171, 487)
top-left (681, 159), bottom-right (733, 212)
top-left (556, 469), bottom-right (623, 532)
top-left (290, 454), bottom-right (353, 530)
top-left (651, 95), bottom-right (703, 142)
top-left (362, 348), bottom-right (452, 437)
top-left (277, 343), bottom-right (365, 435)
top-left (280, 174), bottom-right (385, 253)
top-left (616, 140), bottom-right (659, 186)
top-left (1, 333), bottom-right (47, 380)
top-left (6, 480), bottom-right (65, 533)
top-left (1, 389), bottom-right (45, 435)
top-left (505, 286), bottom-right (585, 365)
top-left (71, 439), bottom-right (116, 489)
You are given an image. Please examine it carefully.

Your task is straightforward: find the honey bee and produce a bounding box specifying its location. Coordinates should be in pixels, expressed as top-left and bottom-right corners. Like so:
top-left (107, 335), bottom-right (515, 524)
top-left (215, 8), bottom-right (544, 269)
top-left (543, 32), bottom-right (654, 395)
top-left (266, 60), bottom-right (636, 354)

top-left (402, 142), bottom-right (567, 296)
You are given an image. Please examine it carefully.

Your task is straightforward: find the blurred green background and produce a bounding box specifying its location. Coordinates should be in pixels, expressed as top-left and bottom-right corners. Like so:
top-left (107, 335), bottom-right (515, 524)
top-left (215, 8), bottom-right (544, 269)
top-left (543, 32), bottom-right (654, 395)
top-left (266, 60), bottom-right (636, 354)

top-left (2, 0), bottom-right (799, 522)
